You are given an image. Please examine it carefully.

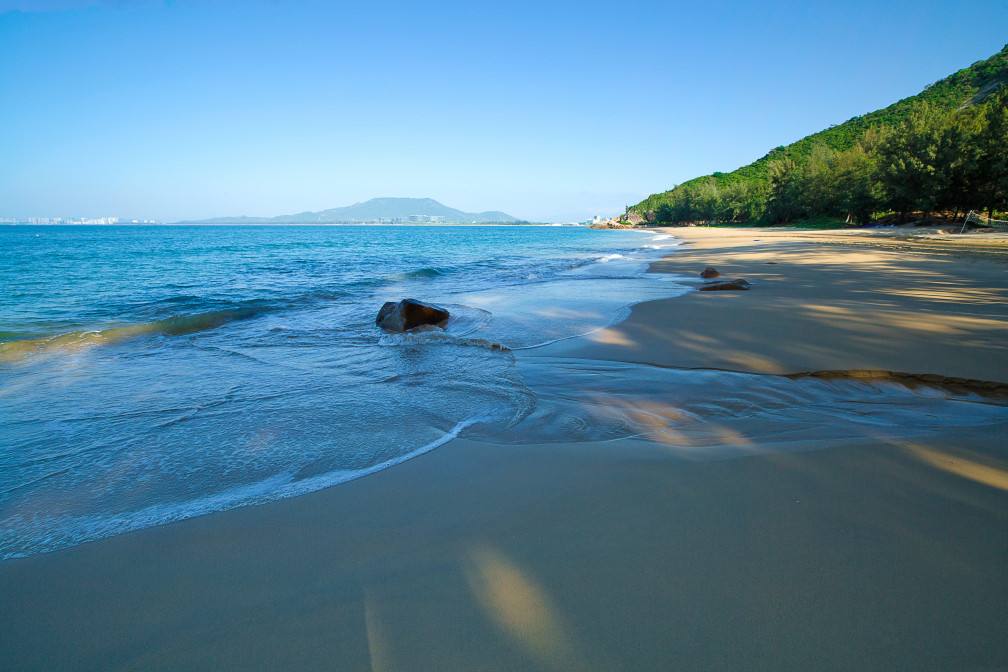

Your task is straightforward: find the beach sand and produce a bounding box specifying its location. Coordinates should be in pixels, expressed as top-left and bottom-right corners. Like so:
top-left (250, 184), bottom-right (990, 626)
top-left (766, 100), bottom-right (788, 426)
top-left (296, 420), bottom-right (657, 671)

top-left (2, 227), bottom-right (1007, 671)
top-left (542, 227), bottom-right (1008, 382)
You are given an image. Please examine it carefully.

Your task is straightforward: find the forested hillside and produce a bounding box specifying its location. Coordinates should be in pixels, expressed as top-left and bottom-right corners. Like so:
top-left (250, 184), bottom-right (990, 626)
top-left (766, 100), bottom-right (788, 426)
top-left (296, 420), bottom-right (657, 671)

top-left (630, 45), bottom-right (1008, 225)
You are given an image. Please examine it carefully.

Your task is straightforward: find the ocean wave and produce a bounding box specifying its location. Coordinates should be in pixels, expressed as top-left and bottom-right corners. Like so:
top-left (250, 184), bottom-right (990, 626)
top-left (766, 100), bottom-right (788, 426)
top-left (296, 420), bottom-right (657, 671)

top-left (0, 414), bottom-right (496, 559)
top-left (1, 225), bottom-right (688, 558)
top-left (0, 283), bottom-right (371, 363)
top-left (398, 266), bottom-right (448, 280)
top-left (379, 330), bottom-right (511, 352)
top-left (442, 303), bottom-right (493, 336)
top-left (0, 305), bottom-right (271, 363)
top-left (470, 358), bottom-right (1008, 448)
top-left (378, 313), bottom-right (509, 352)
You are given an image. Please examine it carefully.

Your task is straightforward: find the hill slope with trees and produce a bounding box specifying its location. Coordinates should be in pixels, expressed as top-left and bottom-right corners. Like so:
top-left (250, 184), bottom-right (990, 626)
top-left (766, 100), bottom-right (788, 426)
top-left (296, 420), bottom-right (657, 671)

top-left (629, 45), bottom-right (1008, 226)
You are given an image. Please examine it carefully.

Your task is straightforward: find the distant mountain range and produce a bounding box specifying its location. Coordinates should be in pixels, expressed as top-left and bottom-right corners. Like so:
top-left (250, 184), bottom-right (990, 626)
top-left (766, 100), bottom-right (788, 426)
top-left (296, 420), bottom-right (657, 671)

top-left (185, 198), bottom-right (521, 224)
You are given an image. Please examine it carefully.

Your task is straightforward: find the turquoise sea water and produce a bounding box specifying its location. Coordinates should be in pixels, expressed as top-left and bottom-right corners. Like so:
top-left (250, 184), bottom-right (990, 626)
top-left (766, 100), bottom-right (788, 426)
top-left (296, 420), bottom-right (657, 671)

top-left (4, 225), bottom-right (1007, 560)
top-left (0, 225), bottom-right (687, 557)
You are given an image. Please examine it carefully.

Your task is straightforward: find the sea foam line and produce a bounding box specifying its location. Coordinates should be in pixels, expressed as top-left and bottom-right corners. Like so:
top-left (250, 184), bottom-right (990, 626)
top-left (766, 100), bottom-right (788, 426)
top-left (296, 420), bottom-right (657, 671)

top-left (0, 415), bottom-right (492, 559)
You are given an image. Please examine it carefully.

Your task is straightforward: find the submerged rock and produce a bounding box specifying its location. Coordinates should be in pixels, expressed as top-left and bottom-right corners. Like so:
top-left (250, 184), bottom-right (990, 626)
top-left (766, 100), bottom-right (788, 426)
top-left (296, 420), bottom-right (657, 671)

top-left (699, 278), bottom-right (751, 291)
top-left (700, 266), bottom-right (720, 279)
top-left (376, 298), bottom-right (450, 332)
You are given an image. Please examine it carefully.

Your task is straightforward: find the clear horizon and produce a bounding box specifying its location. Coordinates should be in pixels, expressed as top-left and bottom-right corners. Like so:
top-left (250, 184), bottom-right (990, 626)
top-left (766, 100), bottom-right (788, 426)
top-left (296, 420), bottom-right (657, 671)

top-left (2, 0), bottom-right (1006, 222)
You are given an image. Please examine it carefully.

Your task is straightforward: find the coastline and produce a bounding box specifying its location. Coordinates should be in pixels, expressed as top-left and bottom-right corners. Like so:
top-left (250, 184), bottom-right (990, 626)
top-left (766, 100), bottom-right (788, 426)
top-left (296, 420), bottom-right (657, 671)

top-left (540, 226), bottom-right (1008, 383)
top-left (2, 227), bottom-right (1007, 670)
top-left (0, 225), bottom-right (682, 558)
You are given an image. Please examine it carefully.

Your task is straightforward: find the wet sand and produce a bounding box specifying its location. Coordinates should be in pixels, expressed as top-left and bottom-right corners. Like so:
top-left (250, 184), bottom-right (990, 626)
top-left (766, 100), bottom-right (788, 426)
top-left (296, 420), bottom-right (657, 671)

top-left (2, 227), bottom-right (1007, 671)
top-left (543, 227), bottom-right (1008, 382)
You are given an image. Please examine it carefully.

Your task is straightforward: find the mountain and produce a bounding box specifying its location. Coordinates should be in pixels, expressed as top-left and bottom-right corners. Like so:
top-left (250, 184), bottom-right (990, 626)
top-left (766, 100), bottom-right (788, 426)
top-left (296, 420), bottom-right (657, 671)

top-left (190, 198), bottom-right (520, 224)
top-left (629, 44), bottom-right (1008, 222)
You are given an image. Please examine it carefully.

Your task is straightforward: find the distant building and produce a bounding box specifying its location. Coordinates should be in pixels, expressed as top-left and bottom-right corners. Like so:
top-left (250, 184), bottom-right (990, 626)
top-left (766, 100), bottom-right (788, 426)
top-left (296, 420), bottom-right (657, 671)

top-left (406, 215), bottom-right (447, 224)
top-left (4, 216), bottom-right (121, 225)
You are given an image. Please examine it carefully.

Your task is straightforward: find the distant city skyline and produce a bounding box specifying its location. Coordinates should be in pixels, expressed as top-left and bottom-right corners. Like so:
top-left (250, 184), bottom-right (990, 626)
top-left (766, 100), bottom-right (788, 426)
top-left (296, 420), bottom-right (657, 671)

top-left (0, 216), bottom-right (158, 225)
top-left (2, 1), bottom-right (1007, 222)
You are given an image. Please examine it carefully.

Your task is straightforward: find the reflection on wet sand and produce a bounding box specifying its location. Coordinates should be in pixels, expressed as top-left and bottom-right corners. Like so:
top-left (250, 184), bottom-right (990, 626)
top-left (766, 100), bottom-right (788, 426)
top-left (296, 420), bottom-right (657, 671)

top-left (463, 544), bottom-right (585, 671)
top-left (471, 358), bottom-right (1008, 458)
top-left (363, 591), bottom-right (394, 672)
top-left (902, 443), bottom-right (1008, 491)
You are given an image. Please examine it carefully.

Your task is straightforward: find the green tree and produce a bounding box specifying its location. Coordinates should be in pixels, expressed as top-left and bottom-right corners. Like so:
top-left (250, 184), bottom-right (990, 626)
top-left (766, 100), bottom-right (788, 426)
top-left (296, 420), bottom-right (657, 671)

top-left (974, 89), bottom-right (1008, 217)
top-left (875, 103), bottom-right (952, 218)
top-left (935, 106), bottom-right (983, 216)
top-left (765, 157), bottom-right (803, 223)
top-left (833, 141), bottom-right (881, 223)
top-left (800, 144), bottom-right (839, 216)
top-left (654, 203), bottom-right (676, 224)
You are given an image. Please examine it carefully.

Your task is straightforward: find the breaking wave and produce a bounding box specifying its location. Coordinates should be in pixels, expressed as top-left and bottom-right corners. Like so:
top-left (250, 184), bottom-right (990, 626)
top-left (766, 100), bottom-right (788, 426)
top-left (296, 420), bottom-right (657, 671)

top-left (0, 305), bottom-right (271, 363)
top-left (0, 224), bottom-right (685, 558)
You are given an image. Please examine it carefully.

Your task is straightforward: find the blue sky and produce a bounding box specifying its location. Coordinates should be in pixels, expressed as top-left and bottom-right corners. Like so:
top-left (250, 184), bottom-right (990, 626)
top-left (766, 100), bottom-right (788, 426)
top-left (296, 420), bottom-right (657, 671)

top-left (1, 1), bottom-right (1006, 222)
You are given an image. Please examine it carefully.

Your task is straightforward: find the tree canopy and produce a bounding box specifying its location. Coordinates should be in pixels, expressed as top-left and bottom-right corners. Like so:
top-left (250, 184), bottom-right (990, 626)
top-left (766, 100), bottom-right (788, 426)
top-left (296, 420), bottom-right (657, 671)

top-left (631, 45), bottom-right (1008, 226)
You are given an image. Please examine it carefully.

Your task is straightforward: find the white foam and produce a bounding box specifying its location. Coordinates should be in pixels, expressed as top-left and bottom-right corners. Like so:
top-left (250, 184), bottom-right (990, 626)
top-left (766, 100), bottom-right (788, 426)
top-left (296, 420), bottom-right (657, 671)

top-left (1, 226), bottom-right (689, 559)
top-left (1, 414), bottom-right (493, 559)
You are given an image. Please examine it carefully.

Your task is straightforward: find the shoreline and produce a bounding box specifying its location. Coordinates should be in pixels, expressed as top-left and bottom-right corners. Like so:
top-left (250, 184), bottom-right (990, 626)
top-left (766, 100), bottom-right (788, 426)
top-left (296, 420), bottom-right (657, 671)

top-left (2, 227), bottom-right (1007, 670)
top-left (0, 227), bottom-right (683, 559)
top-left (538, 226), bottom-right (1008, 383)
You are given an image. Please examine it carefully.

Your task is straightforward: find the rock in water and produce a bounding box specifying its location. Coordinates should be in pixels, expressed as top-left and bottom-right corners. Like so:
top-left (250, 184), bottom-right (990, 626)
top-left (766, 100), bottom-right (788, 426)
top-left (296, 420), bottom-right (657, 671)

top-left (376, 298), bottom-right (450, 332)
top-left (700, 266), bottom-right (720, 279)
top-left (699, 279), bottom-right (751, 291)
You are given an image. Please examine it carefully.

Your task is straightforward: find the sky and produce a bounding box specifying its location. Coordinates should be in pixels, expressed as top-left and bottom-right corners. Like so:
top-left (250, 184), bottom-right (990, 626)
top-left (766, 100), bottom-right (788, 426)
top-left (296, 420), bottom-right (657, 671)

top-left (1, 1), bottom-right (1006, 223)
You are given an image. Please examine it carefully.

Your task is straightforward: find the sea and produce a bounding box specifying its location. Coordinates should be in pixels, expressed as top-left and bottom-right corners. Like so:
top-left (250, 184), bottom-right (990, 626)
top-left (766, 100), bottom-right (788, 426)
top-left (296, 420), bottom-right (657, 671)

top-left (3, 224), bottom-right (1007, 559)
top-left (0, 224), bottom-right (687, 558)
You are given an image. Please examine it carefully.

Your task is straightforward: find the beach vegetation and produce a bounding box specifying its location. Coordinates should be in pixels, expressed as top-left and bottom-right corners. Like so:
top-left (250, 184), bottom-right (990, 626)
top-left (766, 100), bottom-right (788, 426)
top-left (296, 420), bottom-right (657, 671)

top-left (635, 45), bottom-right (1008, 226)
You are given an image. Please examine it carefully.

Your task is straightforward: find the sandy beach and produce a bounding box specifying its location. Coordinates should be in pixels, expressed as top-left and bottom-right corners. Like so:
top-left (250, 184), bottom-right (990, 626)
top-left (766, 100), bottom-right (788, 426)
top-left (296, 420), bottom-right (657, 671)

top-left (544, 227), bottom-right (1008, 383)
top-left (2, 227), bottom-right (1007, 671)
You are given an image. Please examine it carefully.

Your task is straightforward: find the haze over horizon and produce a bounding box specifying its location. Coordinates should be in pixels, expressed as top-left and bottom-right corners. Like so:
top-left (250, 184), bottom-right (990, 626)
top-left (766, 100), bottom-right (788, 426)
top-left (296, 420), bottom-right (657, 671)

top-left (2, 0), bottom-right (1006, 222)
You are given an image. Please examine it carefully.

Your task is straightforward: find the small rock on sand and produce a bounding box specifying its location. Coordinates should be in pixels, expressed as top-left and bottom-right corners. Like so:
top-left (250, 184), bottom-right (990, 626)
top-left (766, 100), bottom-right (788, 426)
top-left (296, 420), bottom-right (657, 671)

top-left (699, 279), bottom-right (751, 291)
top-left (700, 266), bottom-right (720, 278)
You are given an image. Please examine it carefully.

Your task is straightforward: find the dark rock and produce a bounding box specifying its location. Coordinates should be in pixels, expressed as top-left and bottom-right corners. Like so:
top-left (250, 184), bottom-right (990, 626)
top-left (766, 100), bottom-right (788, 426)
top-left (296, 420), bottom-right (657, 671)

top-left (376, 299), bottom-right (450, 332)
top-left (700, 266), bottom-right (720, 279)
top-left (699, 278), bottom-right (751, 291)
